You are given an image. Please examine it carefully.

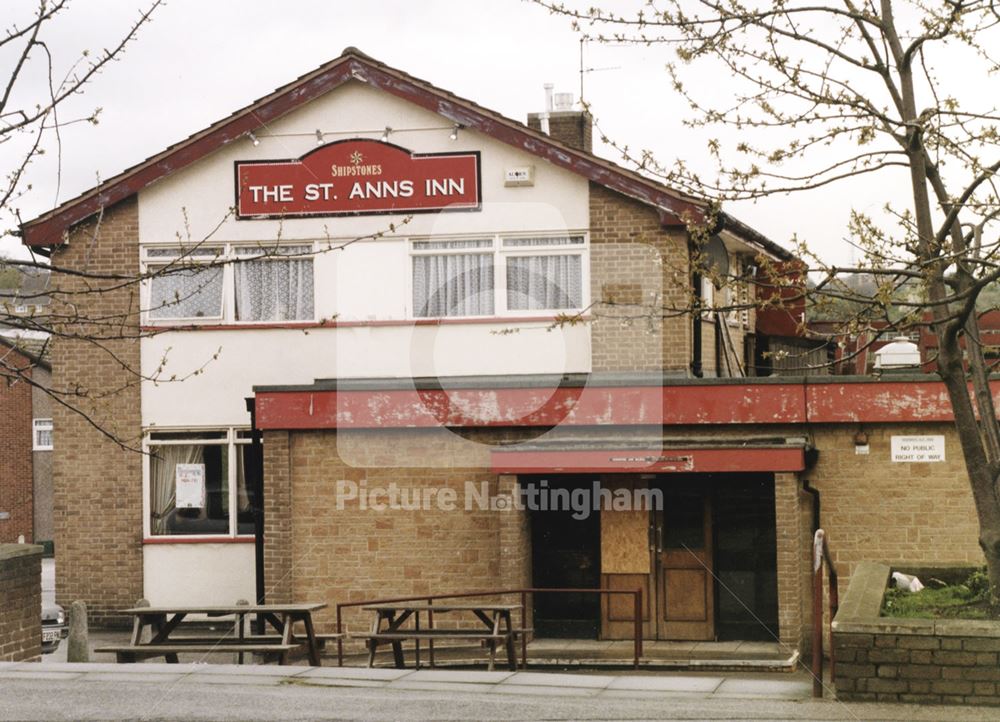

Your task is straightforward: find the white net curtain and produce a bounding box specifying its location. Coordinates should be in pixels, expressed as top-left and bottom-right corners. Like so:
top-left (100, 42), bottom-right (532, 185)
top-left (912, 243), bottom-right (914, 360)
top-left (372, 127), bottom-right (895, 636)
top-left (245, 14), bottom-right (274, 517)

top-left (506, 255), bottom-right (582, 310)
top-left (235, 259), bottom-right (314, 321)
top-left (413, 254), bottom-right (495, 317)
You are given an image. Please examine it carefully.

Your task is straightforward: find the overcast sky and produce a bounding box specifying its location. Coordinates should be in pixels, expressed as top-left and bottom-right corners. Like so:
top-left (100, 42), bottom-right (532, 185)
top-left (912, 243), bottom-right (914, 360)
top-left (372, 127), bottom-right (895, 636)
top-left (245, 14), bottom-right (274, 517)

top-left (1, 0), bottom-right (907, 263)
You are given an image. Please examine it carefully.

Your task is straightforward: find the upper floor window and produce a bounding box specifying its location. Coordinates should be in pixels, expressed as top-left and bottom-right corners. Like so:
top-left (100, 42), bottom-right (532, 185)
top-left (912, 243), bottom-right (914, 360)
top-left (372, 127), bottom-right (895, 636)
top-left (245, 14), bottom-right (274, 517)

top-left (411, 234), bottom-right (586, 318)
top-left (33, 418), bottom-right (53, 450)
top-left (143, 244), bottom-right (314, 323)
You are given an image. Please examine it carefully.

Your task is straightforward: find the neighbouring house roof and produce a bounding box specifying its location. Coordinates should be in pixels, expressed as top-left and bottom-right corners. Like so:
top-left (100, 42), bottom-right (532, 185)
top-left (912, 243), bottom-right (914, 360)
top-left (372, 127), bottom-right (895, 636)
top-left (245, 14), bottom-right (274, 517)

top-left (0, 334), bottom-right (51, 370)
top-left (0, 268), bottom-right (51, 307)
top-left (18, 47), bottom-right (792, 262)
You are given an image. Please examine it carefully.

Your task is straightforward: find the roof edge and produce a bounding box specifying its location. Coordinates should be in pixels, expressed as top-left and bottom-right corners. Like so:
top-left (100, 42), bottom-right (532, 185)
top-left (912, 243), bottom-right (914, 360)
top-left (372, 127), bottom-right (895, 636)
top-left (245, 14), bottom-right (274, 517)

top-left (20, 47), bottom-right (719, 248)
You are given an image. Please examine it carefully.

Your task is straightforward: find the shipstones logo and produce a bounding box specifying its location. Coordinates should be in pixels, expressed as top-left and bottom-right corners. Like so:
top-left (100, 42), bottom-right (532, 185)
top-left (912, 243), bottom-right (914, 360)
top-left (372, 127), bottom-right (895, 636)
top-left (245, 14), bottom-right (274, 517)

top-left (330, 150), bottom-right (382, 178)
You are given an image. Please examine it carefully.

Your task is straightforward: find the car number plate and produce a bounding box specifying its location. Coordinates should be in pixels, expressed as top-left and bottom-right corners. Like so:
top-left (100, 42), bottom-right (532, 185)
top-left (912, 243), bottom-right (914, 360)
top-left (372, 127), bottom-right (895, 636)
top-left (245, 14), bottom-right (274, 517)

top-left (42, 629), bottom-right (60, 642)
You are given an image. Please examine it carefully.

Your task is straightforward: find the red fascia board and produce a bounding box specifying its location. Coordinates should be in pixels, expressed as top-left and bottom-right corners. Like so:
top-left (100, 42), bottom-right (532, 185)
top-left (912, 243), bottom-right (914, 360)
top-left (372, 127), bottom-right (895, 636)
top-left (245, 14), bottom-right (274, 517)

top-left (805, 381), bottom-right (956, 422)
top-left (22, 55), bottom-right (704, 248)
top-left (254, 379), bottom-right (1000, 430)
top-left (489, 448), bottom-right (806, 474)
top-left (254, 383), bottom-right (810, 430)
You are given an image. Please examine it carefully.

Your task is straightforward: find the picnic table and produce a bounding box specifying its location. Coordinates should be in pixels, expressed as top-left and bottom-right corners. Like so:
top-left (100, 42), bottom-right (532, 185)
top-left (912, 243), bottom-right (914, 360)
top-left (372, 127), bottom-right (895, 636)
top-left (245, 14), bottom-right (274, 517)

top-left (360, 602), bottom-right (521, 671)
top-left (95, 603), bottom-right (330, 666)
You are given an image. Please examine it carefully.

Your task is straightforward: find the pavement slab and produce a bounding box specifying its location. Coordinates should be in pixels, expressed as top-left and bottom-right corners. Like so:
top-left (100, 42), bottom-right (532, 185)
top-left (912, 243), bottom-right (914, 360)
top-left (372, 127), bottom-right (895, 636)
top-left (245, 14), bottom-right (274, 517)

top-left (404, 669), bottom-right (514, 683)
top-left (505, 671), bottom-right (614, 688)
top-left (388, 680), bottom-right (499, 693)
top-left (607, 674), bottom-right (724, 692)
top-left (298, 667), bottom-right (412, 681)
top-left (715, 676), bottom-right (814, 697)
top-left (490, 683), bottom-right (603, 697)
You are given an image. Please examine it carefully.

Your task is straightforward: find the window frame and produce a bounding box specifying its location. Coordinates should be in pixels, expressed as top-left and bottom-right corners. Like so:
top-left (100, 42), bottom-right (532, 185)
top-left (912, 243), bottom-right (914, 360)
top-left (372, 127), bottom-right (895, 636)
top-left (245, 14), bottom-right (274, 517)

top-left (142, 427), bottom-right (254, 540)
top-left (408, 232), bottom-right (589, 319)
top-left (32, 418), bottom-right (53, 451)
top-left (141, 243), bottom-right (317, 325)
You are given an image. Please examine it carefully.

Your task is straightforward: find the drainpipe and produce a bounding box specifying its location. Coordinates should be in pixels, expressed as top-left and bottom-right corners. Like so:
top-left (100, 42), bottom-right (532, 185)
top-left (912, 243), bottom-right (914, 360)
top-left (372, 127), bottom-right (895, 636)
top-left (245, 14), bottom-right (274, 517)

top-left (691, 270), bottom-right (704, 377)
top-left (245, 397), bottom-right (266, 632)
top-left (802, 478), bottom-right (820, 534)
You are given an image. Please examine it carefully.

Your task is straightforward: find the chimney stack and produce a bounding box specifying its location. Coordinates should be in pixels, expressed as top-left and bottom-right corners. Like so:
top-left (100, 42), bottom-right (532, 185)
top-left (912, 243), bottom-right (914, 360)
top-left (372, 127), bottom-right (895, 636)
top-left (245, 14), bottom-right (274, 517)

top-left (527, 87), bottom-right (593, 153)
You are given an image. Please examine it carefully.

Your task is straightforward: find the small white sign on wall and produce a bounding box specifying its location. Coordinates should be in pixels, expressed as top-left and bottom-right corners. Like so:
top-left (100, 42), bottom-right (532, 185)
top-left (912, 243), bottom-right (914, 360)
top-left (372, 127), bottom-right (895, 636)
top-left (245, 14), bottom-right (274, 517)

top-left (891, 435), bottom-right (945, 463)
top-left (175, 463), bottom-right (206, 508)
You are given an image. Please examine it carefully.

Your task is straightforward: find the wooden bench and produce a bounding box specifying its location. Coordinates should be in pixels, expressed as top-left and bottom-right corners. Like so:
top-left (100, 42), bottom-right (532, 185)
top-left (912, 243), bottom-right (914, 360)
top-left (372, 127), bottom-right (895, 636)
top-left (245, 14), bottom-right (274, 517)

top-left (95, 643), bottom-right (301, 664)
top-left (354, 630), bottom-right (513, 671)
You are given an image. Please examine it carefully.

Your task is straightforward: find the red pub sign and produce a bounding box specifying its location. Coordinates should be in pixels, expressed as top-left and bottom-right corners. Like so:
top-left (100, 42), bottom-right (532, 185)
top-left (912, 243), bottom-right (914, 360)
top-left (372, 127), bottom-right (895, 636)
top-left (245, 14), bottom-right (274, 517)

top-left (235, 139), bottom-right (481, 219)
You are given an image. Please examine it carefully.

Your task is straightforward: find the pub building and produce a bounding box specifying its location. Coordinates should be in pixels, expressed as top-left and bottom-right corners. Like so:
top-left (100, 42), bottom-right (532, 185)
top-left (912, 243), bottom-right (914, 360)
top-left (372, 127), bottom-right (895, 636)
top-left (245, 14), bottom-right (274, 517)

top-left (21, 48), bottom-right (985, 659)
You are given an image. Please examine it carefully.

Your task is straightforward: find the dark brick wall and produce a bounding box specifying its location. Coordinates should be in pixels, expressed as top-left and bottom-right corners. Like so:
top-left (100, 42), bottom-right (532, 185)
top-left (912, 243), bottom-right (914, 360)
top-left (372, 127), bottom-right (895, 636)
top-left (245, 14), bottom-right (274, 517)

top-left (0, 347), bottom-right (34, 543)
top-left (835, 629), bottom-right (1000, 705)
top-left (0, 545), bottom-right (42, 662)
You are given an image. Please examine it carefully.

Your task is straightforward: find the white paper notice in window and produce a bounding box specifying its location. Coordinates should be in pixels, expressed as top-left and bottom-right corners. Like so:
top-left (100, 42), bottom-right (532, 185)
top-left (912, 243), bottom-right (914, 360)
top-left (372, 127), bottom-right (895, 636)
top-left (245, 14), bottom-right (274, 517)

top-left (175, 464), bottom-right (206, 508)
top-left (890, 436), bottom-right (945, 463)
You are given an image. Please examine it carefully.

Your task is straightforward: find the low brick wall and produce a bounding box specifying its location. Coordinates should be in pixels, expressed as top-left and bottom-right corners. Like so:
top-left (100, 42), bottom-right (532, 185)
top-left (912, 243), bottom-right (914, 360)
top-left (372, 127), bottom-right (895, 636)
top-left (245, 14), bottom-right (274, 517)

top-left (833, 561), bottom-right (1000, 705)
top-left (0, 544), bottom-right (42, 662)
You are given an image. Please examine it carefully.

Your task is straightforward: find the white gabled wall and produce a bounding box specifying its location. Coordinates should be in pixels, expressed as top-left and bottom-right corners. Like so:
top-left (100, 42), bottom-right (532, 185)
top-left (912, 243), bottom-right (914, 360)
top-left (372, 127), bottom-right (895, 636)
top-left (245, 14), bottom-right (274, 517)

top-left (139, 81), bottom-right (588, 242)
top-left (138, 80), bottom-right (593, 429)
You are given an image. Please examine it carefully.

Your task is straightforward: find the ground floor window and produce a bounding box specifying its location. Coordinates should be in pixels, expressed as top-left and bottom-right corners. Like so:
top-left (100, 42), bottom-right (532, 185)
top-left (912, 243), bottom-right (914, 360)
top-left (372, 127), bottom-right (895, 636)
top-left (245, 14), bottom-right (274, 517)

top-left (145, 428), bottom-right (256, 537)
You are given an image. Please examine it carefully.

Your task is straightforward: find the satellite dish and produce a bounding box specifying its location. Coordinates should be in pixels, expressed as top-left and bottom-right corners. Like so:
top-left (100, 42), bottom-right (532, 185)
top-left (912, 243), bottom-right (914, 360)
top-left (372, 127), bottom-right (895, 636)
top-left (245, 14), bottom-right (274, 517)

top-left (698, 234), bottom-right (730, 288)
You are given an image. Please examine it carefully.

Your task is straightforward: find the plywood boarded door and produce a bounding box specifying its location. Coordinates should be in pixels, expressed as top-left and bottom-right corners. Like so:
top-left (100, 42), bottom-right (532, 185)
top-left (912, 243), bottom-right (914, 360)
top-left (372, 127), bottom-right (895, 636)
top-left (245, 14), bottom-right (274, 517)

top-left (656, 488), bottom-right (714, 640)
top-left (599, 476), bottom-right (653, 639)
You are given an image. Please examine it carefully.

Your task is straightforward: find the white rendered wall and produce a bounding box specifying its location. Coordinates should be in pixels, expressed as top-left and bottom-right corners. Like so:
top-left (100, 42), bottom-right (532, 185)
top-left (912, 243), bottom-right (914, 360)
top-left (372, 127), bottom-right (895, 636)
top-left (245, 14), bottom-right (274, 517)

top-left (141, 323), bottom-right (590, 428)
top-left (142, 544), bottom-right (255, 606)
top-left (138, 80), bottom-right (593, 428)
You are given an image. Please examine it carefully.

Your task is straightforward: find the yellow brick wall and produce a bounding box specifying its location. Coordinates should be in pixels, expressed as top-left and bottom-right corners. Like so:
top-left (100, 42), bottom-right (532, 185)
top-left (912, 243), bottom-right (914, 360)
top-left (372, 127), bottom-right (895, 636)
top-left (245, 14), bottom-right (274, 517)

top-left (588, 183), bottom-right (692, 373)
top-left (49, 198), bottom-right (143, 625)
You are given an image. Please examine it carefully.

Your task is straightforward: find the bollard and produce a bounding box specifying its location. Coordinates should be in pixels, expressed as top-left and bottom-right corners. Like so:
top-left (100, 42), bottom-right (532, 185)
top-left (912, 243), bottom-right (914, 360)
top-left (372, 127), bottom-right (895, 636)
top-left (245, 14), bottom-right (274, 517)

top-left (135, 598), bottom-right (151, 643)
top-left (235, 599), bottom-right (250, 664)
top-left (66, 600), bottom-right (89, 663)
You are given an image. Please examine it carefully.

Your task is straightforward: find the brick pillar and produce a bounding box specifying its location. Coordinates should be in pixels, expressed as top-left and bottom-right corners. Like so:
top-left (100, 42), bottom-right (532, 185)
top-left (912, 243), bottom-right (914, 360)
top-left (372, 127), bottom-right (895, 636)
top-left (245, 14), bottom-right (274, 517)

top-left (497, 475), bottom-right (531, 632)
top-left (0, 545), bottom-right (42, 662)
top-left (263, 430), bottom-right (292, 604)
top-left (774, 472), bottom-right (803, 649)
top-left (50, 197), bottom-right (142, 626)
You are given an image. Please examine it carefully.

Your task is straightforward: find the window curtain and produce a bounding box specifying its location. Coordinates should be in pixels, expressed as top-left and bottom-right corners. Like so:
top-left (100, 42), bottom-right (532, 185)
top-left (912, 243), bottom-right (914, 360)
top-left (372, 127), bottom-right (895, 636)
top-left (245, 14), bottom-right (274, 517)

top-left (413, 254), bottom-right (494, 317)
top-left (506, 255), bottom-right (582, 310)
top-left (150, 445), bottom-right (204, 535)
top-left (149, 266), bottom-right (224, 319)
top-left (235, 259), bottom-right (314, 321)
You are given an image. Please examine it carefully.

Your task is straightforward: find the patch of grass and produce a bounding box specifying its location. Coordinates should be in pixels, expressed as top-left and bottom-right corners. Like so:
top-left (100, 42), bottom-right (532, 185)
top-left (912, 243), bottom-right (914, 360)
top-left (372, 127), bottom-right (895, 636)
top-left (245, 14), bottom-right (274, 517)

top-left (881, 567), bottom-right (999, 619)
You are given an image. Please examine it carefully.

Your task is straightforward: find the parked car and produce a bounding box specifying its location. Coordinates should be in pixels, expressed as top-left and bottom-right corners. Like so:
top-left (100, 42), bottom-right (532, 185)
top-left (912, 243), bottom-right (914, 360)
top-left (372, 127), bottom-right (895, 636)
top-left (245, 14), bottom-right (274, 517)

top-left (41, 603), bottom-right (67, 654)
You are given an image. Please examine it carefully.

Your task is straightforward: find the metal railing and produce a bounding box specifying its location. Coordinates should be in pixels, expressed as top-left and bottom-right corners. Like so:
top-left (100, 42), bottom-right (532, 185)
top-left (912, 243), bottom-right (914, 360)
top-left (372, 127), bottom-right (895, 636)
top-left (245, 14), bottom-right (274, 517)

top-left (335, 587), bottom-right (644, 669)
top-left (812, 528), bottom-right (839, 698)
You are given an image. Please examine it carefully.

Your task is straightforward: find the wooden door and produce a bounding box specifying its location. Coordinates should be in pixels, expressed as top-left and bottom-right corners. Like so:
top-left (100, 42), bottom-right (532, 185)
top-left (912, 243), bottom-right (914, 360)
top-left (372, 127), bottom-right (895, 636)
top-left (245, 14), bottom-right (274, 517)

top-left (655, 488), bottom-right (714, 640)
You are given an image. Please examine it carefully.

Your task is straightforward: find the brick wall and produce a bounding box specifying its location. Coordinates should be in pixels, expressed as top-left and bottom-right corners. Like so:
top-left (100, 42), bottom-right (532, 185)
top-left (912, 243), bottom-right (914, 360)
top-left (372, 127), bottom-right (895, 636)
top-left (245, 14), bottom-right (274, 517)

top-left (49, 197), bottom-right (143, 625)
top-left (0, 347), bottom-right (34, 543)
top-left (262, 428), bottom-right (530, 637)
top-left (588, 183), bottom-right (692, 373)
top-left (259, 420), bottom-right (984, 652)
top-left (834, 562), bottom-right (1000, 705)
top-left (809, 423), bottom-right (981, 577)
top-left (0, 544), bottom-right (42, 662)
top-left (527, 111), bottom-right (593, 153)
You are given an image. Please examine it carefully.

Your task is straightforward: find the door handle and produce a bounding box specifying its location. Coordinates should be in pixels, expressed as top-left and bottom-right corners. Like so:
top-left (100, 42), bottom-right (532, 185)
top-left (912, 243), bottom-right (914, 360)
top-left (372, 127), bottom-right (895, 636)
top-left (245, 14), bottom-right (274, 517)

top-left (656, 525), bottom-right (663, 554)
